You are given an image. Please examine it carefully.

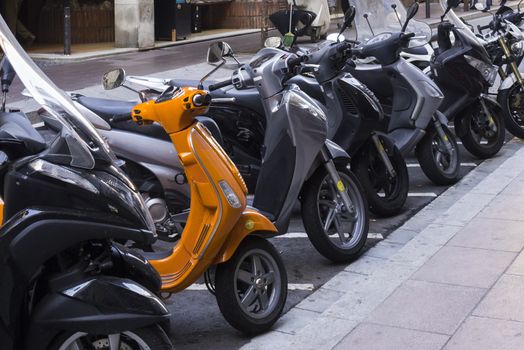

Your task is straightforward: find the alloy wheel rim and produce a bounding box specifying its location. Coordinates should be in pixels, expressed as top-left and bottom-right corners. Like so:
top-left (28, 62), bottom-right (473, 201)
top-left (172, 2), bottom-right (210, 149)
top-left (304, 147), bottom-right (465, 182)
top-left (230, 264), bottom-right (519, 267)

top-left (58, 331), bottom-right (152, 350)
top-left (432, 131), bottom-right (457, 175)
top-left (234, 248), bottom-right (282, 319)
top-left (317, 171), bottom-right (365, 249)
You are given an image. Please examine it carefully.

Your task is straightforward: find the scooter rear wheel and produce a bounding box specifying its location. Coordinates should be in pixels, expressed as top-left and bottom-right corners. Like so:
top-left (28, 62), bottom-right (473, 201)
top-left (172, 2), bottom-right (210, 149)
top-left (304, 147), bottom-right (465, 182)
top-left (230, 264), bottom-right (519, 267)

top-left (353, 139), bottom-right (409, 217)
top-left (48, 325), bottom-right (173, 350)
top-left (301, 164), bottom-right (369, 263)
top-left (215, 236), bottom-right (287, 335)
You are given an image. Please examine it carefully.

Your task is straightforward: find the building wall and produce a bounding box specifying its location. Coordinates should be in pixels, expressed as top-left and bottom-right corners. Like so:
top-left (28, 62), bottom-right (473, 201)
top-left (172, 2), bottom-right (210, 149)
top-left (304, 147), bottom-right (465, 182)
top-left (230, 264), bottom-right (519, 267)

top-left (203, 0), bottom-right (288, 29)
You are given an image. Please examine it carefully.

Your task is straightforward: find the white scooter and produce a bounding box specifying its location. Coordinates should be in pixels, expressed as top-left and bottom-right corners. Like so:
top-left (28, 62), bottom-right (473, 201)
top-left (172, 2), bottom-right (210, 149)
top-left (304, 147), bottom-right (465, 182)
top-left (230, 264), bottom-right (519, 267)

top-left (269, 0), bottom-right (331, 42)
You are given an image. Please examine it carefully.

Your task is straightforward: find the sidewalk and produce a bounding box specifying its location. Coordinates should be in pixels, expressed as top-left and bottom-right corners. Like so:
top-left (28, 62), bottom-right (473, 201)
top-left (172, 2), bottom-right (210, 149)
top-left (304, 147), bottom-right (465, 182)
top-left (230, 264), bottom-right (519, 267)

top-left (240, 138), bottom-right (524, 350)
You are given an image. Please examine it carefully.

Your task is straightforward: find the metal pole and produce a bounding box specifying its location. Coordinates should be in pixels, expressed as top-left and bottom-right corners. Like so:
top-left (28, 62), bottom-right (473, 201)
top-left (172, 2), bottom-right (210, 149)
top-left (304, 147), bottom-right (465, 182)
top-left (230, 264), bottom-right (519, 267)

top-left (261, 0), bottom-right (269, 47)
top-left (426, 0), bottom-right (430, 18)
top-left (64, 6), bottom-right (71, 55)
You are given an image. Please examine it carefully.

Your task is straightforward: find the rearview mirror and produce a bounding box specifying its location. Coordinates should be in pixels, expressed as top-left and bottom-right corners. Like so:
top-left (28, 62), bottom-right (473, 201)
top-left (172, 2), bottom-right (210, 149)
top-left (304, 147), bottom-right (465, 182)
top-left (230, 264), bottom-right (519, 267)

top-left (344, 6), bottom-right (356, 27)
top-left (264, 37), bottom-right (283, 48)
top-left (402, 2), bottom-right (419, 32)
top-left (102, 68), bottom-right (125, 90)
top-left (207, 42), bottom-right (234, 64)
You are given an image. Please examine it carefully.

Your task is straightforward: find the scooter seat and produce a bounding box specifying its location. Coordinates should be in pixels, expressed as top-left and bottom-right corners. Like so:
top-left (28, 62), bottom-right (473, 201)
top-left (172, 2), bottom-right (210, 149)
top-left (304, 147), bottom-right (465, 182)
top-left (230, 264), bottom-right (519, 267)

top-left (75, 95), bottom-right (173, 142)
top-left (403, 46), bottom-right (429, 56)
top-left (0, 112), bottom-right (46, 156)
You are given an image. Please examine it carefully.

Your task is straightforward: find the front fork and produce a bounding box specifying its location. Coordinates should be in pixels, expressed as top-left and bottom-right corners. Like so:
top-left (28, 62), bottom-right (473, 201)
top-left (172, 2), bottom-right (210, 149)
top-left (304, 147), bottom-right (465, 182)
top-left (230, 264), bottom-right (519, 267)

top-left (320, 148), bottom-right (357, 220)
top-left (479, 96), bottom-right (497, 131)
top-left (433, 116), bottom-right (454, 154)
top-left (371, 134), bottom-right (396, 178)
top-left (499, 37), bottom-right (524, 86)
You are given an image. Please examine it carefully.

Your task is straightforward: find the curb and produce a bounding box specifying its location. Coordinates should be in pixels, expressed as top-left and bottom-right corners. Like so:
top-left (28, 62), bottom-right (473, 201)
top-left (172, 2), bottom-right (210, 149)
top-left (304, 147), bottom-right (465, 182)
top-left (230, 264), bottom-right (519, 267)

top-left (241, 139), bottom-right (524, 349)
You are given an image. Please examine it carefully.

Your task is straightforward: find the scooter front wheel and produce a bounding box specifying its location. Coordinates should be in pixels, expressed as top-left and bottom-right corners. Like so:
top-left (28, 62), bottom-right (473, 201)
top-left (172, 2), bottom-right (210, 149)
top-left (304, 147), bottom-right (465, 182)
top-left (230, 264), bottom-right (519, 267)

top-left (458, 100), bottom-right (505, 159)
top-left (353, 138), bottom-right (409, 217)
top-left (215, 236), bottom-right (287, 335)
top-left (301, 164), bottom-right (369, 263)
top-left (48, 325), bottom-right (173, 350)
top-left (416, 125), bottom-right (461, 185)
top-left (498, 82), bottom-right (524, 139)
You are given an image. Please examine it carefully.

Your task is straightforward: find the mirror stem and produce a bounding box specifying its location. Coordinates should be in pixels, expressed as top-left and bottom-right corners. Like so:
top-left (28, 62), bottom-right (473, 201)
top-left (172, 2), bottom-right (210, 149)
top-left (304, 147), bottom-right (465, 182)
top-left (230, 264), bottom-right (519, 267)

top-left (199, 59), bottom-right (226, 89)
top-left (1, 91), bottom-right (6, 112)
top-left (121, 84), bottom-right (140, 94)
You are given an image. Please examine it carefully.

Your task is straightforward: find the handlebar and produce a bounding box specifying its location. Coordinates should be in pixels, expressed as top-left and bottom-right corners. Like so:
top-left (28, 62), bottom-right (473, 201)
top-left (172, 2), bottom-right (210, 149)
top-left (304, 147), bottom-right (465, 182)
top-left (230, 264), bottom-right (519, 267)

top-left (478, 24), bottom-right (491, 33)
top-left (287, 54), bottom-right (308, 69)
top-left (208, 79), bottom-right (233, 91)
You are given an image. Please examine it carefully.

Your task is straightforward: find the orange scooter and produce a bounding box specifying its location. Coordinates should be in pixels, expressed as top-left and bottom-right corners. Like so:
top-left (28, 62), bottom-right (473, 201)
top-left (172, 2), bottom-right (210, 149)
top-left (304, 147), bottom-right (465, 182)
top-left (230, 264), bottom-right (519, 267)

top-left (102, 69), bottom-right (288, 335)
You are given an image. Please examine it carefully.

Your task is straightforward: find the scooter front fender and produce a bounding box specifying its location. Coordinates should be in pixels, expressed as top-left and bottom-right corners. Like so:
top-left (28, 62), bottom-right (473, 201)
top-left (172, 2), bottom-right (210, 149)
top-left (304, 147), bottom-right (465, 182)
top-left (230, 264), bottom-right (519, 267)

top-left (500, 73), bottom-right (522, 91)
top-left (325, 139), bottom-right (351, 162)
top-left (25, 276), bottom-right (170, 350)
top-left (214, 207), bottom-right (278, 264)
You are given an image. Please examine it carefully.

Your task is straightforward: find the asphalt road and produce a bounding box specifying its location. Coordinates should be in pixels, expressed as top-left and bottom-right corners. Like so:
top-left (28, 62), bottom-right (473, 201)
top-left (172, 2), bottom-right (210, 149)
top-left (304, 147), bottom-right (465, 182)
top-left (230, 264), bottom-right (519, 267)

top-left (8, 13), bottom-right (511, 349)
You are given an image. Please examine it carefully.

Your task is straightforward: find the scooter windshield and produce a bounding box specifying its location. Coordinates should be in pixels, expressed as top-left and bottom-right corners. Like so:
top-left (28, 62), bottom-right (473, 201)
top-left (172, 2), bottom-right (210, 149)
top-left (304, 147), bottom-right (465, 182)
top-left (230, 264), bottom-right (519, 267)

top-left (0, 15), bottom-right (116, 169)
top-left (350, 0), bottom-right (432, 47)
top-left (439, 0), bottom-right (483, 44)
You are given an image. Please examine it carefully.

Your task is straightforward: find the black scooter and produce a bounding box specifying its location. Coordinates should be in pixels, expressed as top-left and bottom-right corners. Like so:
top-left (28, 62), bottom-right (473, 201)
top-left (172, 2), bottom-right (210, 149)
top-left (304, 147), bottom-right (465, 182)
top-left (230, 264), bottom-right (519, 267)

top-left (0, 17), bottom-right (172, 350)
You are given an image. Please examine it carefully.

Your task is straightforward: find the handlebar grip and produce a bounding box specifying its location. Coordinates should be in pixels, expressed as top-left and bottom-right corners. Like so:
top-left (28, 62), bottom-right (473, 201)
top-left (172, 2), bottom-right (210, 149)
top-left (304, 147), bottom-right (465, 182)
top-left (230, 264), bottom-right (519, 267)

top-left (208, 79), bottom-right (232, 91)
top-left (478, 24), bottom-right (490, 32)
top-left (111, 114), bottom-right (132, 123)
top-left (287, 55), bottom-right (304, 68)
top-left (402, 32), bottom-right (416, 39)
top-left (337, 41), bottom-right (352, 53)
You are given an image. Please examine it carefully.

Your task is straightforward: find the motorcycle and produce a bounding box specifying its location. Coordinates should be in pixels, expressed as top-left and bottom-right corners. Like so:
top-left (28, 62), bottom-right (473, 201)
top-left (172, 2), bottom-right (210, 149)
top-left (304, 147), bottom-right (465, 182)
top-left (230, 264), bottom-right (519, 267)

top-left (473, 1), bottom-right (524, 139)
top-left (348, 1), bottom-right (461, 185)
top-left (431, 0), bottom-right (506, 159)
top-left (0, 16), bottom-right (173, 350)
top-left (270, 0), bottom-right (331, 43)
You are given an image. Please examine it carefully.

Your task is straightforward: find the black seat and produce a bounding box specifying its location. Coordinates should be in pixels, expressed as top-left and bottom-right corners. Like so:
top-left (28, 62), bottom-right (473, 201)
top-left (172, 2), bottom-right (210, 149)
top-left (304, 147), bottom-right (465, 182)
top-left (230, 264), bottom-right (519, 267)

top-left (75, 95), bottom-right (224, 144)
top-left (403, 46), bottom-right (429, 56)
top-left (0, 112), bottom-right (46, 157)
top-left (75, 95), bottom-right (172, 142)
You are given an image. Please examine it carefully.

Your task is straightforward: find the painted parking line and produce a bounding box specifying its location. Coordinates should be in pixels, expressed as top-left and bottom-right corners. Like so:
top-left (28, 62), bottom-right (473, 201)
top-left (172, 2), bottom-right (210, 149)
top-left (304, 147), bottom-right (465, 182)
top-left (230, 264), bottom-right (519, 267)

top-left (272, 232), bottom-right (384, 240)
top-left (408, 192), bottom-right (437, 197)
top-left (406, 163), bottom-right (477, 168)
top-left (187, 283), bottom-right (315, 291)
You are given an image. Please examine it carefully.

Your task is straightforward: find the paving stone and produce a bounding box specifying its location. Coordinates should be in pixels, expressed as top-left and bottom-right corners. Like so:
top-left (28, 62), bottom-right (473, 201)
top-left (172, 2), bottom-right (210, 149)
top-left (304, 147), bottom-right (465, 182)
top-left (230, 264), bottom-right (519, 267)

top-left (411, 246), bottom-right (516, 288)
top-left (501, 177), bottom-right (524, 197)
top-left (290, 316), bottom-right (358, 350)
top-left (334, 323), bottom-right (449, 350)
top-left (240, 330), bottom-right (295, 350)
top-left (444, 316), bottom-right (524, 350)
top-left (433, 193), bottom-right (494, 227)
top-left (344, 255), bottom-right (387, 275)
top-left (474, 274), bottom-right (524, 322)
top-left (295, 288), bottom-right (346, 314)
top-left (383, 228), bottom-right (419, 245)
top-left (389, 239), bottom-right (443, 267)
top-left (367, 280), bottom-right (486, 335)
top-left (478, 195), bottom-right (524, 222)
top-left (363, 241), bottom-right (404, 259)
top-left (507, 250), bottom-right (524, 276)
top-left (269, 307), bottom-right (320, 335)
top-left (448, 217), bottom-right (524, 252)
top-left (324, 263), bottom-right (418, 321)
top-left (412, 223), bottom-right (463, 246)
top-left (322, 271), bottom-right (369, 293)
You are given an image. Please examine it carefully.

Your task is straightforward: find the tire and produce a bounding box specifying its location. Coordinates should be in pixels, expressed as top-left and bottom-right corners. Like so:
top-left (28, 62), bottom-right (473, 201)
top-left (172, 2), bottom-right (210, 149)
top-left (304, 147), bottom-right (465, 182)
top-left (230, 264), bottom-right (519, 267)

top-left (215, 236), bottom-right (287, 335)
top-left (498, 82), bottom-right (524, 139)
top-left (301, 163), bottom-right (369, 263)
top-left (353, 139), bottom-right (409, 217)
top-left (458, 101), bottom-right (505, 159)
top-left (48, 325), bottom-right (173, 350)
top-left (416, 124), bottom-right (461, 186)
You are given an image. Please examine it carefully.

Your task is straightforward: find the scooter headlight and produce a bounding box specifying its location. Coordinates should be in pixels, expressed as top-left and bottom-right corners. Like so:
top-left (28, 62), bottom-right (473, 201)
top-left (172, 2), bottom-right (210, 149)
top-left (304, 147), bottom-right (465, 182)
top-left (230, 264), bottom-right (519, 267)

top-left (218, 180), bottom-right (242, 208)
top-left (29, 159), bottom-right (99, 194)
top-left (464, 55), bottom-right (498, 86)
top-left (512, 41), bottom-right (524, 57)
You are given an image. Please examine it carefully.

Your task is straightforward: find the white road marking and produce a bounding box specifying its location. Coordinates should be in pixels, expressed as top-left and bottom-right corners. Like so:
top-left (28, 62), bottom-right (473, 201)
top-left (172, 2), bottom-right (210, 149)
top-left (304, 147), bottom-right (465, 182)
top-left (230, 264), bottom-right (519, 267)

top-left (186, 283), bottom-right (315, 291)
top-left (407, 162), bottom-right (477, 168)
top-left (271, 232), bottom-right (384, 240)
top-left (408, 192), bottom-right (437, 197)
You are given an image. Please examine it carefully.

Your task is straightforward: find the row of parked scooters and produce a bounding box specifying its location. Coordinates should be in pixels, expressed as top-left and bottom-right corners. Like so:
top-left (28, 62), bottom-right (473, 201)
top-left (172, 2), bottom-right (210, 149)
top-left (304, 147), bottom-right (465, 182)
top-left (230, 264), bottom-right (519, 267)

top-left (2, 0), bottom-right (524, 349)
